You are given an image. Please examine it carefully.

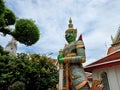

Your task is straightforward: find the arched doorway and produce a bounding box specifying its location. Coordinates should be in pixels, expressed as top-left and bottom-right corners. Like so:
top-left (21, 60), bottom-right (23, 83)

top-left (101, 72), bottom-right (110, 90)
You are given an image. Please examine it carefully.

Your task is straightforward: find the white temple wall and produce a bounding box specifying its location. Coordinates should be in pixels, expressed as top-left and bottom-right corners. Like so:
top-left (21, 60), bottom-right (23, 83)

top-left (92, 65), bottom-right (120, 90)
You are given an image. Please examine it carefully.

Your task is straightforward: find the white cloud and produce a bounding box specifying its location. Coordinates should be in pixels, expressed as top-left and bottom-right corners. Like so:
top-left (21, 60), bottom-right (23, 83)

top-left (1, 0), bottom-right (120, 65)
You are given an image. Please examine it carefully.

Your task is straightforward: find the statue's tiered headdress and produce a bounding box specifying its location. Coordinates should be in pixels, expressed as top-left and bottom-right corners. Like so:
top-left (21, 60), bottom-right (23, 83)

top-left (65, 18), bottom-right (77, 38)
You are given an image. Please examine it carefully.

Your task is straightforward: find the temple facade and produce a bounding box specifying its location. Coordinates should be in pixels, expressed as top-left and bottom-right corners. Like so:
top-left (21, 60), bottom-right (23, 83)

top-left (85, 26), bottom-right (120, 90)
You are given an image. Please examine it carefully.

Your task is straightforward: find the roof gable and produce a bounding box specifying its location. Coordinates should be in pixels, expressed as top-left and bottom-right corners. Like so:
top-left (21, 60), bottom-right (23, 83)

top-left (85, 50), bottom-right (120, 72)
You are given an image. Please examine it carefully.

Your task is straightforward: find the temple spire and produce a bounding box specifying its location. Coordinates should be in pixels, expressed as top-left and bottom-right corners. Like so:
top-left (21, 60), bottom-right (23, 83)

top-left (68, 17), bottom-right (73, 28)
top-left (5, 37), bottom-right (17, 56)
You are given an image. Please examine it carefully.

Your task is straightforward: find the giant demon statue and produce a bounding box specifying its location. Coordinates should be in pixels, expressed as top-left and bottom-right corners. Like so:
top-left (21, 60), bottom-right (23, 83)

top-left (58, 18), bottom-right (90, 90)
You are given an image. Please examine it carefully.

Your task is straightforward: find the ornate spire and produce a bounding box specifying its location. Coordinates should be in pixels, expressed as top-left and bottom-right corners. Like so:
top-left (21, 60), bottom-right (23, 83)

top-left (114, 26), bottom-right (120, 43)
top-left (5, 37), bottom-right (17, 56)
top-left (68, 17), bottom-right (73, 28)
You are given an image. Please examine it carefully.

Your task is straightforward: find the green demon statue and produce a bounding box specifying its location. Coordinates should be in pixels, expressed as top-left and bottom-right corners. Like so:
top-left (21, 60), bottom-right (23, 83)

top-left (58, 18), bottom-right (90, 90)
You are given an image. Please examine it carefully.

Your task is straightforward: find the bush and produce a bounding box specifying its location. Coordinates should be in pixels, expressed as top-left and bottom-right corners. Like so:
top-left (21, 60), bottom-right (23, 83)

top-left (8, 81), bottom-right (25, 90)
top-left (4, 8), bottom-right (16, 25)
top-left (13, 19), bottom-right (40, 46)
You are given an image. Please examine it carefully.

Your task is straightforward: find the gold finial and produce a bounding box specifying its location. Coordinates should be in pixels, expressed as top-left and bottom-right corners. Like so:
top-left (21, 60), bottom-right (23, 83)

top-left (111, 35), bottom-right (115, 44)
top-left (68, 17), bottom-right (73, 28)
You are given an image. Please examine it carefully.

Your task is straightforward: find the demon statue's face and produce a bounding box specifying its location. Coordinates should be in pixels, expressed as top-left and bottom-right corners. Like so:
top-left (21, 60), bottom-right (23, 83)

top-left (65, 30), bottom-right (76, 44)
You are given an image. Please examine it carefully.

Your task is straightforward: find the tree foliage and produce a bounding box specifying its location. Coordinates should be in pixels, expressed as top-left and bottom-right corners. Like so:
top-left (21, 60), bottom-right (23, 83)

top-left (0, 46), bottom-right (58, 90)
top-left (14, 19), bottom-right (40, 46)
top-left (0, 0), bottom-right (40, 46)
top-left (0, 0), bottom-right (5, 16)
top-left (4, 8), bottom-right (16, 26)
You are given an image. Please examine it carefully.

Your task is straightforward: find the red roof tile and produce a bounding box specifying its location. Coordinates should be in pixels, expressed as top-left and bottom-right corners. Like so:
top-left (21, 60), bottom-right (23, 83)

top-left (84, 50), bottom-right (120, 72)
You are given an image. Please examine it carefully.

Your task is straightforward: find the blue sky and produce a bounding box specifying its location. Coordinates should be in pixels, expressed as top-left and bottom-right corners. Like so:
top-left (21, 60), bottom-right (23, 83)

top-left (1, 0), bottom-right (120, 65)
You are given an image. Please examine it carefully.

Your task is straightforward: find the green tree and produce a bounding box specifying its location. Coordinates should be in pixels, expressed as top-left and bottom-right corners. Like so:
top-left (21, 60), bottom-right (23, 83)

top-left (0, 47), bottom-right (58, 90)
top-left (0, 0), bottom-right (40, 46)
top-left (8, 81), bottom-right (25, 90)
top-left (29, 54), bottom-right (59, 90)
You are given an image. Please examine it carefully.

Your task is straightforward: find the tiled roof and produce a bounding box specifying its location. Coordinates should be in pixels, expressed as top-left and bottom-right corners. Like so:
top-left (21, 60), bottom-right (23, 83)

top-left (84, 50), bottom-right (120, 72)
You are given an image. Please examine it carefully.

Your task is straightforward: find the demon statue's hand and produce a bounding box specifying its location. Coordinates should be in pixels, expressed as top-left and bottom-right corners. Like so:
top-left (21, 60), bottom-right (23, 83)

top-left (57, 53), bottom-right (64, 64)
